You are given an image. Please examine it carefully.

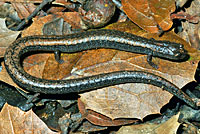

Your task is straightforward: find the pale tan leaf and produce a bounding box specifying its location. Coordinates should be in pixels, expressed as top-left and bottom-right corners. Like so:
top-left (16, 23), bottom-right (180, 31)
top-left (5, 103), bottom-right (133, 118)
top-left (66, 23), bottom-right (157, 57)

top-left (0, 62), bottom-right (22, 91)
top-left (0, 103), bottom-right (59, 134)
top-left (0, 18), bottom-right (20, 57)
top-left (117, 113), bottom-right (181, 134)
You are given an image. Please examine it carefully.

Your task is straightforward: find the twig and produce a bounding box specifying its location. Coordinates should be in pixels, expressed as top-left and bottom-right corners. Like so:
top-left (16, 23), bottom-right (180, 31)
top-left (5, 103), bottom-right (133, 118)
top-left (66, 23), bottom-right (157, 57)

top-left (11, 0), bottom-right (54, 31)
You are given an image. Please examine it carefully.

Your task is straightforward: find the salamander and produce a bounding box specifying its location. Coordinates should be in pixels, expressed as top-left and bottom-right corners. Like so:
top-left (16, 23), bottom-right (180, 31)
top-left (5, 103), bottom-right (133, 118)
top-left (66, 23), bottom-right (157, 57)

top-left (4, 29), bottom-right (197, 108)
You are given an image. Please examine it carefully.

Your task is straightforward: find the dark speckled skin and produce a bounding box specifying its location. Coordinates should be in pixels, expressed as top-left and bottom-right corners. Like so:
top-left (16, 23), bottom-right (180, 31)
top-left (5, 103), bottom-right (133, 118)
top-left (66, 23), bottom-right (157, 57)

top-left (4, 29), bottom-right (196, 108)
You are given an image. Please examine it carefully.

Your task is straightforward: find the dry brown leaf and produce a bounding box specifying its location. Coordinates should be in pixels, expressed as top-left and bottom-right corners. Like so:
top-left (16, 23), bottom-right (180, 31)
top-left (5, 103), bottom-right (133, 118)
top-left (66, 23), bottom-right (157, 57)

top-left (24, 54), bottom-right (49, 79)
top-left (0, 103), bottom-right (59, 134)
top-left (43, 53), bottom-right (82, 80)
top-left (117, 113), bottom-right (181, 134)
top-left (0, 18), bottom-right (20, 57)
top-left (121, 0), bottom-right (175, 33)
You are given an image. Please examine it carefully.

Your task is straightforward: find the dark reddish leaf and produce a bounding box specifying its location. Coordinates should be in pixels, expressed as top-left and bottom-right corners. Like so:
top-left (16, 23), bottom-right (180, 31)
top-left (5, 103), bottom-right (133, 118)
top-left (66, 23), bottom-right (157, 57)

top-left (78, 99), bottom-right (138, 126)
top-left (171, 11), bottom-right (199, 23)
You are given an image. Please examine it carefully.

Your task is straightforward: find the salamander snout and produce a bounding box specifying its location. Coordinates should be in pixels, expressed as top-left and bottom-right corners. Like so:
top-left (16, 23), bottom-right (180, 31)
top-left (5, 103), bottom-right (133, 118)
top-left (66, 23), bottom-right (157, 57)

top-left (155, 41), bottom-right (189, 61)
top-left (172, 45), bottom-right (188, 60)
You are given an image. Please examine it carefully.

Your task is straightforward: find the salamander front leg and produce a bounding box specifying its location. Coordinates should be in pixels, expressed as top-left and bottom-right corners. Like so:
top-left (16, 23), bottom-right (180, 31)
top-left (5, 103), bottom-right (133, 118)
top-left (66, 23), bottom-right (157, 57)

top-left (147, 53), bottom-right (158, 69)
top-left (54, 50), bottom-right (64, 64)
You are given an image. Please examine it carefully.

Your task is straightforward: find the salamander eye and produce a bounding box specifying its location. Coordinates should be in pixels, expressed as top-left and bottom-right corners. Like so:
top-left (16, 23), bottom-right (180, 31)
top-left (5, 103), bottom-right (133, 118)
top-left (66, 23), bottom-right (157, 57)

top-left (179, 44), bottom-right (184, 48)
top-left (175, 53), bottom-right (180, 57)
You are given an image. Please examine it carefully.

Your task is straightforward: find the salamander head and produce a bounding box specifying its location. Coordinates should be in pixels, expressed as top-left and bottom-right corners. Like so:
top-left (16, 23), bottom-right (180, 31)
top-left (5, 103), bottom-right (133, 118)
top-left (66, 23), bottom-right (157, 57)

top-left (154, 41), bottom-right (189, 61)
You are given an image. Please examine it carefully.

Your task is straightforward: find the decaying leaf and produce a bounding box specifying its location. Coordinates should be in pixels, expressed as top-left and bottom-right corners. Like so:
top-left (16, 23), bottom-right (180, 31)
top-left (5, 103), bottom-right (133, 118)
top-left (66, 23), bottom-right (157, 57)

top-left (117, 113), bottom-right (181, 134)
top-left (0, 103), bottom-right (59, 134)
top-left (0, 18), bottom-right (20, 57)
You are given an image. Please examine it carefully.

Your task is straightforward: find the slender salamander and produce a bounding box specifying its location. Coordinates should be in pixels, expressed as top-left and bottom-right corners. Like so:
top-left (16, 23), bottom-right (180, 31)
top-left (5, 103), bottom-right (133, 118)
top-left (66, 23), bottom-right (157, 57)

top-left (4, 29), bottom-right (197, 108)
